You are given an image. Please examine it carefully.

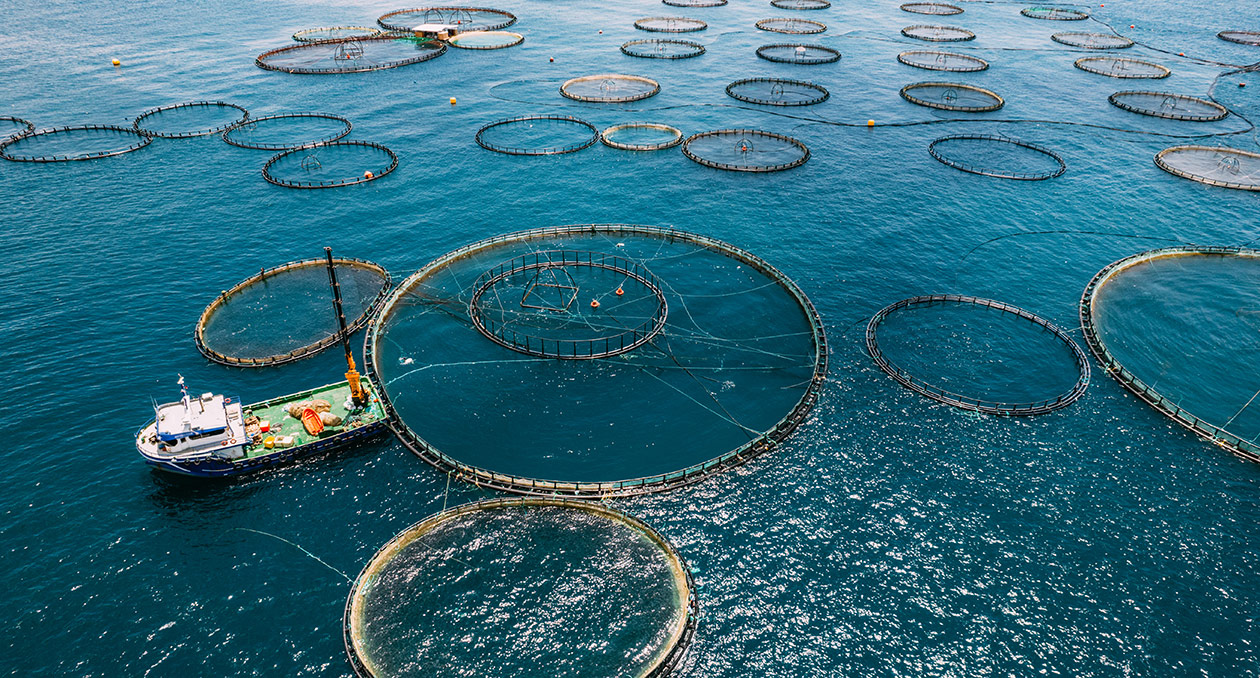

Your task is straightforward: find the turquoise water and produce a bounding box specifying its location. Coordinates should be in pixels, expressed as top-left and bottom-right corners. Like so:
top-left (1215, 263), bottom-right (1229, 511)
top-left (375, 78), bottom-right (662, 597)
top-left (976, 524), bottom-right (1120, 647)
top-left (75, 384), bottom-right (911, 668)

top-left (3, 0), bottom-right (1260, 674)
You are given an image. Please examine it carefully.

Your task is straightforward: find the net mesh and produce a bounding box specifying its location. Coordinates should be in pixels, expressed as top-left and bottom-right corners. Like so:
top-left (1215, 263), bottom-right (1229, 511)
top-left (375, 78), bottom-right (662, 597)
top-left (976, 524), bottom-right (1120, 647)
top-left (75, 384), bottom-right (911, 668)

top-left (601, 123), bottom-right (684, 151)
top-left (683, 129), bottom-right (810, 171)
top-left (621, 38), bottom-right (706, 59)
top-left (725, 78), bottom-right (830, 106)
top-left (901, 24), bottom-right (975, 41)
top-left (256, 36), bottom-right (445, 74)
top-left (900, 82), bottom-right (1004, 112)
top-left (222, 113), bottom-right (352, 150)
top-left (292, 26), bottom-right (382, 42)
top-left (1154, 146), bottom-right (1260, 191)
top-left (262, 141), bottom-right (399, 189)
top-left (756, 43), bottom-right (841, 64)
top-left (1108, 91), bottom-right (1228, 122)
top-left (376, 6), bottom-right (517, 32)
top-left (132, 101), bottom-right (248, 139)
top-left (756, 18), bottom-right (827, 34)
top-left (634, 16), bottom-right (707, 32)
top-left (1218, 30), bottom-right (1260, 45)
top-left (0, 125), bottom-right (152, 162)
top-left (897, 50), bottom-right (988, 72)
top-left (475, 115), bottom-right (599, 155)
top-left (344, 499), bottom-right (698, 678)
top-left (1020, 6), bottom-right (1089, 20)
top-left (195, 257), bottom-right (391, 367)
top-left (1051, 32), bottom-right (1134, 49)
top-left (899, 2), bottom-right (962, 15)
top-left (928, 134), bottom-right (1066, 180)
top-left (1074, 56), bottom-right (1170, 79)
top-left (447, 30), bottom-right (523, 49)
top-left (560, 74), bottom-right (661, 103)
top-left (866, 295), bottom-right (1089, 416)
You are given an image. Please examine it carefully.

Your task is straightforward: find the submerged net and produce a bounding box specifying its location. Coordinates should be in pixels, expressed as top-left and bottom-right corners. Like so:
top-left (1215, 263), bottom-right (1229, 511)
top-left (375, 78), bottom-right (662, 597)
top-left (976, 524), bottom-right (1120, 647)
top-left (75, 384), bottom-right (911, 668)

top-left (0, 116), bottom-right (35, 143)
top-left (344, 499), bottom-right (698, 678)
top-left (1074, 56), bottom-right (1170, 79)
top-left (1051, 32), bottom-right (1133, 49)
top-left (560, 74), bottom-right (660, 102)
top-left (682, 129), bottom-right (810, 171)
top-left (222, 113), bottom-right (352, 150)
top-left (771, 0), bottom-right (831, 10)
top-left (447, 30), bottom-right (523, 49)
top-left (866, 295), bottom-right (1089, 416)
top-left (1080, 247), bottom-right (1260, 464)
top-left (725, 78), bottom-right (829, 106)
top-left (256, 36), bottom-right (446, 74)
top-left (365, 224), bottom-right (827, 495)
top-left (1218, 30), bottom-right (1260, 46)
top-left (1154, 146), bottom-right (1260, 191)
top-left (756, 43), bottom-right (840, 64)
top-left (195, 257), bottom-right (391, 367)
top-left (621, 38), bottom-right (706, 59)
top-left (601, 123), bottom-right (684, 151)
top-left (901, 24), bottom-right (975, 41)
top-left (1020, 6), bottom-right (1088, 20)
top-left (897, 50), bottom-right (988, 72)
top-left (900, 2), bottom-right (962, 15)
top-left (900, 82), bottom-right (1004, 112)
top-left (475, 115), bottom-right (599, 155)
top-left (262, 141), bottom-right (398, 189)
top-left (1108, 91), bottom-right (1228, 121)
top-left (756, 18), bottom-right (826, 34)
top-left (634, 16), bottom-right (707, 32)
top-left (928, 134), bottom-right (1066, 180)
top-left (662, 0), bottom-right (727, 6)
top-left (292, 26), bottom-right (383, 42)
top-left (376, 6), bottom-right (517, 32)
top-left (132, 101), bottom-right (248, 138)
top-left (0, 125), bottom-right (152, 162)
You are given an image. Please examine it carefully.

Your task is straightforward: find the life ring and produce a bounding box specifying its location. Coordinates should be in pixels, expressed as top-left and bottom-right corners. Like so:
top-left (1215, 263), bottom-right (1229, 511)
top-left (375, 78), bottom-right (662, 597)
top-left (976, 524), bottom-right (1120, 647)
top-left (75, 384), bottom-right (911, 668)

top-left (229, 438), bottom-right (237, 445)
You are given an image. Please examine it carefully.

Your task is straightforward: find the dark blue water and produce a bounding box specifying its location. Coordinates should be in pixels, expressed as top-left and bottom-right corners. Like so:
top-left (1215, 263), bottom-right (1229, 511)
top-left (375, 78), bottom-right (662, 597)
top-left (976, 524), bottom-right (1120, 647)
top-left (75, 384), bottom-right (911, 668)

top-left (3, 0), bottom-right (1260, 675)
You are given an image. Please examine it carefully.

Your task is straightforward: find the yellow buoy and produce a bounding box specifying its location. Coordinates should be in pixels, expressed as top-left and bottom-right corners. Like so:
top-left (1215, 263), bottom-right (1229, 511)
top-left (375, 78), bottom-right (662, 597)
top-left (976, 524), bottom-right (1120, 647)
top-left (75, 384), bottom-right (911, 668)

top-left (111, 58), bottom-right (121, 66)
top-left (449, 97), bottom-right (457, 105)
top-left (867, 119), bottom-right (875, 127)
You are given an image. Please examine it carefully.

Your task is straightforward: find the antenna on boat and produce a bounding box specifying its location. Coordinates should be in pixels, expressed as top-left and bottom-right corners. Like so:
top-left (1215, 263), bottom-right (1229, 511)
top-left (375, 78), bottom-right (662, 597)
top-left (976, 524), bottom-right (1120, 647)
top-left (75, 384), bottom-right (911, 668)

top-left (325, 247), bottom-right (367, 407)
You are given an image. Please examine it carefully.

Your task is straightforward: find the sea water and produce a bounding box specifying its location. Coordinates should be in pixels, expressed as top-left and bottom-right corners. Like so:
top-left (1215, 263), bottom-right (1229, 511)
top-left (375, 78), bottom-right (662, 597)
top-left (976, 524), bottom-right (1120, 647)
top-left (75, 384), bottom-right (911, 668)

top-left (2, 0), bottom-right (1259, 674)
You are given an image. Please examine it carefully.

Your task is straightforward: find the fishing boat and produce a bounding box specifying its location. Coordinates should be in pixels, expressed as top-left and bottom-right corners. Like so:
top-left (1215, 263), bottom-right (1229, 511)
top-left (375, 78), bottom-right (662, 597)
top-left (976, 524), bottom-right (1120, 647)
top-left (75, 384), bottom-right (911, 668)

top-left (135, 248), bottom-right (390, 477)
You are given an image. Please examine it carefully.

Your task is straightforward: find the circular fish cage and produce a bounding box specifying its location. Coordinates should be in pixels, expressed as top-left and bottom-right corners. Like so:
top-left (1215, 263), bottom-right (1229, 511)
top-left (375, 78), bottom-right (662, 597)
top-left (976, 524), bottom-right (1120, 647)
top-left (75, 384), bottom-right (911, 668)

top-left (1051, 32), bottom-right (1133, 49)
top-left (900, 82), bottom-right (1004, 112)
top-left (376, 6), bottom-right (517, 32)
top-left (682, 129), bottom-right (810, 171)
top-left (256, 35), bottom-right (446, 74)
top-left (195, 257), bottom-right (392, 367)
top-left (756, 18), bottom-right (826, 34)
top-left (928, 134), bottom-right (1066, 180)
top-left (344, 498), bottom-right (699, 678)
top-left (365, 224), bottom-right (827, 496)
top-left (0, 125), bottom-right (152, 162)
top-left (1108, 91), bottom-right (1228, 122)
top-left (756, 43), bottom-right (840, 64)
top-left (1154, 146), bottom-right (1260, 191)
top-left (621, 38), bottom-right (706, 59)
top-left (900, 2), bottom-right (962, 15)
top-left (897, 49), bottom-right (988, 72)
top-left (132, 101), bottom-right (248, 139)
top-left (1080, 247), bottom-right (1260, 464)
top-left (901, 24), bottom-right (975, 42)
top-left (771, 0), bottom-right (831, 10)
top-left (725, 78), bottom-right (829, 106)
top-left (0, 116), bottom-right (35, 143)
top-left (560, 74), bottom-right (661, 103)
top-left (446, 30), bottom-right (523, 49)
top-left (601, 122), bottom-right (684, 151)
top-left (867, 295), bottom-right (1090, 416)
top-left (469, 250), bottom-right (668, 359)
top-left (262, 141), bottom-right (398, 189)
top-left (662, 0), bottom-right (727, 6)
top-left (634, 16), bottom-right (707, 32)
top-left (1074, 56), bottom-right (1170, 79)
top-left (1218, 30), bottom-right (1260, 46)
top-left (1020, 6), bottom-right (1088, 20)
top-left (222, 113), bottom-right (351, 151)
top-left (292, 26), bottom-right (383, 42)
top-left (475, 115), bottom-right (599, 155)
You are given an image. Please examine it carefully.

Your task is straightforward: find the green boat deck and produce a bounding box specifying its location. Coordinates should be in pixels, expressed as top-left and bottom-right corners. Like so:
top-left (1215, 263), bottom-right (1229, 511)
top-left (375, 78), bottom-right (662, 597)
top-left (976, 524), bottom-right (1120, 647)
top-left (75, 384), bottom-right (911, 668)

top-left (239, 380), bottom-right (385, 460)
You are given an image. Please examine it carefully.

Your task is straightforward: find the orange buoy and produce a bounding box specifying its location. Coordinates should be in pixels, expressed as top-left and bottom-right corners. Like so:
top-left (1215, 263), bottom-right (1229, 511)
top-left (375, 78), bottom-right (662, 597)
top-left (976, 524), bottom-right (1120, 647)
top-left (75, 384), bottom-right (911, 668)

top-left (363, 170), bottom-right (374, 179)
top-left (590, 299), bottom-right (600, 309)
top-left (615, 287), bottom-right (624, 296)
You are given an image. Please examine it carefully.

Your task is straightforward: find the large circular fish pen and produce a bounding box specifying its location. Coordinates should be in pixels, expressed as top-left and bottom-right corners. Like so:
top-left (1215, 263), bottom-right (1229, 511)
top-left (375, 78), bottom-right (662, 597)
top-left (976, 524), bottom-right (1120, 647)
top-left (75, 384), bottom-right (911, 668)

top-left (1074, 56), bottom-right (1170, 79)
top-left (621, 39), bottom-right (706, 59)
top-left (756, 18), bottom-right (826, 34)
top-left (1154, 146), bottom-right (1260, 191)
top-left (222, 113), bottom-right (352, 150)
top-left (897, 50), bottom-right (988, 72)
top-left (900, 3), bottom-right (962, 15)
top-left (132, 101), bottom-right (248, 139)
top-left (1108, 92), bottom-right (1228, 122)
top-left (261, 141), bottom-right (399, 189)
top-left (1020, 6), bottom-right (1088, 21)
top-left (601, 123), bottom-right (684, 151)
top-left (474, 115), bottom-right (600, 155)
top-left (1051, 32), bottom-right (1134, 49)
top-left (292, 26), bottom-right (383, 43)
top-left (682, 129), bottom-right (810, 171)
top-left (560, 74), bottom-right (661, 103)
top-left (0, 125), bottom-right (152, 162)
top-left (901, 24), bottom-right (975, 42)
top-left (900, 82), bottom-right (1004, 112)
top-left (725, 78), bottom-right (829, 106)
top-left (255, 36), bottom-right (446, 74)
top-left (376, 6), bottom-right (517, 32)
top-left (928, 134), bottom-right (1066, 180)
top-left (634, 16), bottom-right (707, 32)
top-left (364, 224), bottom-right (827, 497)
top-left (756, 43), bottom-right (840, 64)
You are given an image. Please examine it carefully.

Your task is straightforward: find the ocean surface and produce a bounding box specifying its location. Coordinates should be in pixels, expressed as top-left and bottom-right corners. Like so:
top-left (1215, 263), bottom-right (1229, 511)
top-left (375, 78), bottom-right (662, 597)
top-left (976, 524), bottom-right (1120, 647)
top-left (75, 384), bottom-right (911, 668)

top-left (2, 0), bottom-right (1259, 675)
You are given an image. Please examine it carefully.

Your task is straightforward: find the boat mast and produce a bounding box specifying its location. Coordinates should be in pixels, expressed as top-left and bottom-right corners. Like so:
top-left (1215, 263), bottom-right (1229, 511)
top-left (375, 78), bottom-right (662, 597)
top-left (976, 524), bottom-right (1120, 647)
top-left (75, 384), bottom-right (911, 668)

top-left (325, 247), bottom-right (367, 406)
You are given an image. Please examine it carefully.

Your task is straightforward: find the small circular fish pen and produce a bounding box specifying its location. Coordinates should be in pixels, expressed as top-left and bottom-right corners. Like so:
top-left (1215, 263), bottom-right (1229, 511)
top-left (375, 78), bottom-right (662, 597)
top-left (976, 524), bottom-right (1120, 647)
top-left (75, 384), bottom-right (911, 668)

top-left (195, 257), bottom-right (392, 367)
top-left (900, 82), bottom-right (1004, 112)
top-left (292, 26), bottom-right (382, 42)
top-left (1074, 56), bottom-right (1170, 79)
top-left (682, 129), bottom-right (810, 171)
top-left (662, 0), bottom-right (727, 7)
top-left (0, 125), bottom-right (152, 162)
top-left (1217, 30), bottom-right (1260, 46)
top-left (344, 498), bottom-right (698, 678)
top-left (1051, 32), bottom-right (1133, 49)
top-left (866, 295), bottom-right (1090, 416)
top-left (601, 123), bottom-right (684, 151)
top-left (446, 30), bottom-right (523, 49)
top-left (475, 115), bottom-right (599, 155)
top-left (900, 2), bottom-right (963, 15)
top-left (1020, 6), bottom-right (1088, 21)
top-left (771, 0), bottom-right (831, 10)
top-left (560, 74), bottom-right (661, 103)
top-left (725, 78), bottom-right (829, 106)
top-left (222, 113), bottom-right (352, 150)
top-left (756, 18), bottom-right (826, 34)
top-left (901, 24), bottom-right (975, 42)
top-left (1108, 91), bottom-right (1228, 122)
top-left (756, 43), bottom-right (840, 64)
top-left (634, 16), bottom-right (707, 32)
top-left (132, 101), bottom-right (248, 138)
top-left (376, 6), bottom-right (517, 32)
top-left (255, 36), bottom-right (446, 74)
top-left (897, 50), bottom-right (988, 72)
top-left (621, 39), bottom-right (706, 59)
top-left (1154, 146), bottom-right (1260, 191)
top-left (928, 134), bottom-right (1066, 180)
top-left (262, 141), bottom-right (398, 189)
